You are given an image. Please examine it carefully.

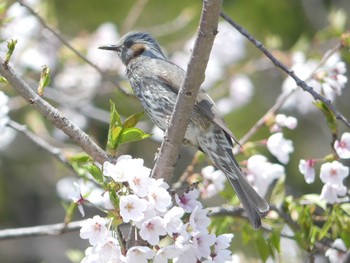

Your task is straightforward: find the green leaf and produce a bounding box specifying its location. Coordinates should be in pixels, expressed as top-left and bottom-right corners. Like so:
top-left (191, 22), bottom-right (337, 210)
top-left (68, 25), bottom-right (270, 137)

top-left (313, 101), bottom-right (337, 134)
top-left (254, 230), bottom-right (270, 262)
top-left (0, 76), bottom-right (7, 83)
top-left (301, 194), bottom-right (327, 211)
top-left (340, 203), bottom-right (350, 216)
top-left (38, 65), bottom-right (51, 96)
top-left (5, 39), bottom-right (17, 64)
top-left (85, 164), bottom-right (104, 183)
top-left (107, 101), bottom-right (122, 152)
top-left (122, 112), bottom-right (144, 129)
top-left (269, 174), bottom-right (285, 206)
top-left (118, 127), bottom-right (151, 145)
top-left (270, 228), bottom-right (281, 253)
top-left (319, 217), bottom-right (332, 240)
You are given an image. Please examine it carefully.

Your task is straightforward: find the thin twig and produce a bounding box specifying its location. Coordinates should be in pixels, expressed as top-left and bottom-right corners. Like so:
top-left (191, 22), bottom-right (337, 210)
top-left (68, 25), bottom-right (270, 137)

top-left (17, 0), bottom-right (133, 97)
top-left (0, 220), bottom-right (85, 240)
top-left (0, 59), bottom-right (112, 165)
top-left (7, 120), bottom-right (76, 172)
top-left (220, 11), bottom-right (350, 130)
top-left (121, 0), bottom-right (149, 34)
top-left (151, 0), bottom-right (223, 181)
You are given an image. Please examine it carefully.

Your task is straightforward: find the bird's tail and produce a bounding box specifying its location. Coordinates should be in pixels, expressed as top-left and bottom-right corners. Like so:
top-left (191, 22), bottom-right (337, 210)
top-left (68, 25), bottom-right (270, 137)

top-left (199, 130), bottom-right (269, 229)
top-left (227, 165), bottom-right (269, 229)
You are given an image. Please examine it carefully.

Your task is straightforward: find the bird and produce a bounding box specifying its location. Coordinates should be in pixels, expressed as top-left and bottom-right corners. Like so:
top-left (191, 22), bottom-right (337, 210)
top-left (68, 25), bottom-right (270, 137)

top-left (99, 32), bottom-right (269, 229)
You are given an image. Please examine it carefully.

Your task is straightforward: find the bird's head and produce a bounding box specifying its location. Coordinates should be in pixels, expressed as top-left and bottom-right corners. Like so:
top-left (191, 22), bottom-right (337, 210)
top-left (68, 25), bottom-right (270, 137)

top-left (99, 32), bottom-right (167, 66)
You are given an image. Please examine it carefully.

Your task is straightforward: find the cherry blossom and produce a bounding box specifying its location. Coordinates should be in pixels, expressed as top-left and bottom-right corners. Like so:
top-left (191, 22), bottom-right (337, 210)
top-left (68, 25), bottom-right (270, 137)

top-left (103, 155), bottom-right (146, 182)
top-left (163, 206), bottom-right (185, 236)
top-left (298, 159), bottom-right (316, 184)
top-left (325, 238), bottom-right (347, 263)
top-left (119, 195), bottom-right (148, 223)
top-left (334, 132), bottom-right (350, 159)
top-left (246, 155), bottom-right (285, 197)
top-left (147, 184), bottom-right (172, 212)
top-left (80, 215), bottom-right (109, 246)
top-left (189, 206), bottom-right (211, 233)
top-left (125, 246), bottom-right (154, 263)
top-left (320, 183), bottom-right (347, 204)
top-left (192, 232), bottom-right (217, 259)
top-left (200, 166), bottom-right (226, 198)
top-left (320, 161), bottom-right (349, 186)
top-left (267, 132), bottom-right (294, 164)
top-left (275, 114), bottom-right (298, 130)
top-left (154, 245), bottom-right (180, 263)
top-left (139, 216), bottom-right (166, 245)
top-left (175, 189), bottom-right (202, 212)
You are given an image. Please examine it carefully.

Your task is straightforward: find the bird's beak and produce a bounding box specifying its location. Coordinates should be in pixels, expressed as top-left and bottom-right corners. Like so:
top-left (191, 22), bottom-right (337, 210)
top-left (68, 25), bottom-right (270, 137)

top-left (98, 45), bottom-right (120, 51)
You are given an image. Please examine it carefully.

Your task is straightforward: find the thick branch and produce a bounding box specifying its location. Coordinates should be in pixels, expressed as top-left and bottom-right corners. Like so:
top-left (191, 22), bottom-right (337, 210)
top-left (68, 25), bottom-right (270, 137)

top-left (151, 0), bottom-right (222, 181)
top-left (0, 59), bottom-right (112, 164)
top-left (220, 11), bottom-right (350, 130)
top-left (0, 220), bottom-right (84, 240)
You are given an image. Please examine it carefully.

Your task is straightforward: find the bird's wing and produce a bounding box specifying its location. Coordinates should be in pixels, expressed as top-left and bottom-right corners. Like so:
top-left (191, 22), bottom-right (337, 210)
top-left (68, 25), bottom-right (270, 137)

top-left (153, 59), bottom-right (240, 145)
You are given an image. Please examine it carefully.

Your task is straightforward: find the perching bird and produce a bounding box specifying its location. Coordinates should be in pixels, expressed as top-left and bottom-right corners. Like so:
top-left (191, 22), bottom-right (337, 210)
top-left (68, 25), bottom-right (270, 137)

top-left (99, 32), bottom-right (269, 229)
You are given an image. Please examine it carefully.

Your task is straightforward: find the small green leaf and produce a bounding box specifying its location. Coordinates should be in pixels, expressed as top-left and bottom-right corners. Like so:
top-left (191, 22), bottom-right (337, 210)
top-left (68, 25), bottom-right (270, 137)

top-left (301, 194), bottom-right (327, 211)
top-left (313, 101), bottom-right (337, 134)
top-left (269, 174), bottom-right (285, 206)
top-left (85, 164), bottom-right (104, 183)
top-left (122, 112), bottom-right (144, 129)
top-left (38, 65), bottom-right (51, 96)
top-left (254, 230), bottom-right (270, 262)
top-left (107, 100), bottom-right (122, 153)
top-left (118, 127), bottom-right (151, 145)
top-left (270, 228), bottom-right (281, 252)
top-left (5, 39), bottom-right (17, 64)
top-left (340, 203), bottom-right (350, 216)
top-left (319, 218), bottom-right (332, 240)
top-left (0, 76), bottom-right (7, 83)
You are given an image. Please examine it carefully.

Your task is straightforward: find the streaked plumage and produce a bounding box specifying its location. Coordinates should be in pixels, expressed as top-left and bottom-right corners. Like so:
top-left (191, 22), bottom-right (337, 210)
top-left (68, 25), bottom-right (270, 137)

top-left (99, 32), bottom-right (269, 229)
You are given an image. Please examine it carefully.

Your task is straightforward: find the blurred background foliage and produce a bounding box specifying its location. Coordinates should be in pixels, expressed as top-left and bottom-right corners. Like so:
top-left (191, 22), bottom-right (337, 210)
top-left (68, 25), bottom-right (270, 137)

top-left (0, 0), bottom-right (350, 262)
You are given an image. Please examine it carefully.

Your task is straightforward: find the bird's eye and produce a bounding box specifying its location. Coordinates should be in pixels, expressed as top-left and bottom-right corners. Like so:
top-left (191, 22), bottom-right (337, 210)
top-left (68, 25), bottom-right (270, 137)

top-left (124, 39), bottom-right (133, 48)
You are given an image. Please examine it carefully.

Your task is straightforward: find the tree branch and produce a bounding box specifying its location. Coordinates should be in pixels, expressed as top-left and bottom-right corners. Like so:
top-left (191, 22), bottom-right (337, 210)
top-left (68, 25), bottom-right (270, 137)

top-left (0, 59), bottom-right (112, 165)
top-left (220, 11), bottom-right (350, 130)
top-left (0, 220), bottom-right (85, 240)
top-left (151, 0), bottom-right (223, 182)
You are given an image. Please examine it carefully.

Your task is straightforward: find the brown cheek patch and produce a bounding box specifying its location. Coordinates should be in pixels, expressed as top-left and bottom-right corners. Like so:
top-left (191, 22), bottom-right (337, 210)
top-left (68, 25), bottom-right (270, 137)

top-left (131, 43), bottom-right (146, 57)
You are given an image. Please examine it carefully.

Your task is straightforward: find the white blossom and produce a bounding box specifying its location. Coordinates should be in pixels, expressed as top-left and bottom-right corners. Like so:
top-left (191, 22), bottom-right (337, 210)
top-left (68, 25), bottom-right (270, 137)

top-left (80, 215), bottom-right (109, 246)
top-left (147, 184), bottom-right (172, 212)
top-left (246, 155), bottom-right (285, 197)
top-left (175, 189), bottom-right (202, 212)
top-left (325, 238), bottom-right (347, 263)
top-left (275, 114), bottom-right (298, 130)
top-left (154, 245), bottom-right (180, 263)
top-left (125, 246), bottom-right (154, 263)
top-left (139, 216), bottom-right (166, 245)
top-left (119, 195), bottom-right (148, 223)
top-left (189, 206), bottom-right (211, 233)
top-left (200, 166), bottom-right (226, 198)
top-left (320, 161), bottom-right (349, 186)
top-left (320, 183), bottom-right (347, 204)
top-left (334, 132), bottom-right (350, 159)
top-left (163, 206), bottom-right (185, 236)
top-left (267, 132), bottom-right (294, 164)
top-left (298, 159), bottom-right (316, 184)
top-left (192, 232), bottom-right (217, 259)
top-left (103, 155), bottom-right (146, 182)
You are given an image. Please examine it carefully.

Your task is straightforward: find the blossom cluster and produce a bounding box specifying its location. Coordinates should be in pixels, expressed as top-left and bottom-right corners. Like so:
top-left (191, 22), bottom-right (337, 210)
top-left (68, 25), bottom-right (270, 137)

top-left (282, 52), bottom-right (348, 114)
top-left (299, 132), bottom-right (350, 204)
top-left (79, 155), bottom-right (235, 263)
